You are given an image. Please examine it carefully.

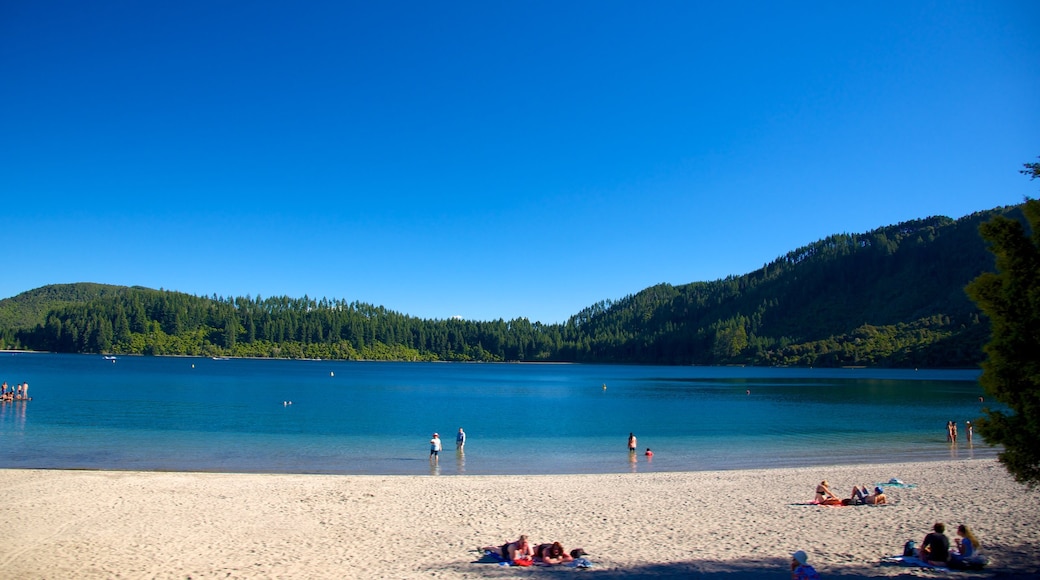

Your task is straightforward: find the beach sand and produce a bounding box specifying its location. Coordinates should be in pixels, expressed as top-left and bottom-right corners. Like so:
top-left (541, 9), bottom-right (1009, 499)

top-left (1, 459), bottom-right (1037, 579)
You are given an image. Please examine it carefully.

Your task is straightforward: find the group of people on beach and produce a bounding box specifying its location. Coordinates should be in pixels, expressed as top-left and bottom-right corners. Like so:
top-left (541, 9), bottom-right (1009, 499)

top-left (813, 480), bottom-right (887, 505)
top-left (790, 522), bottom-right (983, 578)
top-left (947, 420), bottom-right (973, 443)
top-left (914, 522), bottom-right (983, 569)
top-left (480, 535), bottom-right (587, 566)
top-left (0, 381), bottom-right (30, 402)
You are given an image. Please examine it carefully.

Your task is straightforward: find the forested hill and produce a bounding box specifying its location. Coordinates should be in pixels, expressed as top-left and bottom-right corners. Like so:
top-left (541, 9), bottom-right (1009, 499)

top-left (0, 205), bottom-right (1024, 366)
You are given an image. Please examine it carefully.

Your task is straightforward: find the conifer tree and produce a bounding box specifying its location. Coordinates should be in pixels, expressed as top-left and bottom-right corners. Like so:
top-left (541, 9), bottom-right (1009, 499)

top-left (965, 159), bottom-right (1040, 487)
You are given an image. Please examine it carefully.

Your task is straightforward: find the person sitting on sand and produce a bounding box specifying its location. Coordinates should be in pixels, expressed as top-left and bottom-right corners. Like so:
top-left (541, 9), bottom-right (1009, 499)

top-left (790, 550), bottom-right (820, 580)
top-left (481, 535), bottom-right (533, 563)
top-left (815, 480), bottom-right (839, 504)
top-left (535, 541), bottom-right (574, 565)
top-left (951, 524), bottom-right (981, 561)
top-left (919, 522), bottom-right (950, 566)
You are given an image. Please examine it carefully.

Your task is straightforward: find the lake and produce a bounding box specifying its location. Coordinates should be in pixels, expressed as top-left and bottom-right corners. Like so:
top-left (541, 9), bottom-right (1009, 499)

top-left (0, 353), bottom-right (996, 475)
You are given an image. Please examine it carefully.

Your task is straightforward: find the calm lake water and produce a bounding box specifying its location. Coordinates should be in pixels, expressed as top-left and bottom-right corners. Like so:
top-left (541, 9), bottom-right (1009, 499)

top-left (0, 353), bottom-right (997, 475)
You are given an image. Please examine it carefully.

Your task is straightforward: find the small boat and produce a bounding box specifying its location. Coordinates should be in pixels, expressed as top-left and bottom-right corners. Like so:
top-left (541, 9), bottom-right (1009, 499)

top-left (103, 355), bottom-right (117, 361)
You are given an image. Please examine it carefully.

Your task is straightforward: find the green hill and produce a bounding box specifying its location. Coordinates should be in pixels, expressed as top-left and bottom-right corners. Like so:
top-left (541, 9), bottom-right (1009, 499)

top-left (0, 205), bottom-right (1024, 366)
top-left (560, 208), bottom-right (1009, 366)
top-left (0, 283), bottom-right (129, 347)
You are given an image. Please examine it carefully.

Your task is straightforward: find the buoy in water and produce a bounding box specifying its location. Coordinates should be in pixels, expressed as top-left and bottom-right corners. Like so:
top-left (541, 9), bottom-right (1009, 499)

top-left (330, 371), bottom-right (335, 377)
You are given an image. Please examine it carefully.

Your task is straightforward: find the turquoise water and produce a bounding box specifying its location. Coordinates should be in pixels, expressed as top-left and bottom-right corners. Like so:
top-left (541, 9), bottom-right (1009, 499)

top-left (0, 353), bottom-right (997, 475)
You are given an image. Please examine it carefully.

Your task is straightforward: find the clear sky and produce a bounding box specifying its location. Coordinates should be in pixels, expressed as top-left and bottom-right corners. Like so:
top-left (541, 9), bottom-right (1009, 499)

top-left (2, 1), bottom-right (1038, 323)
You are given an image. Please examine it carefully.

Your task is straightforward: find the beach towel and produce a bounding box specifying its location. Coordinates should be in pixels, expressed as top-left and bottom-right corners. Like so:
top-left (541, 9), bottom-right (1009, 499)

top-left (880, 555), bottom-right (949, 569)
top-left (878, 478), bottom-right (918, 488)
top-left (477, 550), bottom-right (513, 566)
top-left (474, 551), bottom-right (501, 564)
top-left (949, 555), bottom-right (989, 570)
top-left (788, 500), bottom-right (847, 507)
top-left (566, 557), bottom-right (593, 569)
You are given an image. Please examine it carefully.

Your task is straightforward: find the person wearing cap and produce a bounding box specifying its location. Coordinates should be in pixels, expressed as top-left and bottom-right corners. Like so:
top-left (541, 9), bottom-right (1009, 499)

top-left (866, 486), bottom-right (887, 505)
top-left (429, 433), bottom-right (442, 462)
top-left (790, 550), bottom-right (820, 579)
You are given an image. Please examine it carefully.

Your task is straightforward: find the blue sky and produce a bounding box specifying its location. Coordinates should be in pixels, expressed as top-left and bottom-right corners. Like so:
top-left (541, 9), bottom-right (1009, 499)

top-left (2, 1), bottom-right (1038, 323)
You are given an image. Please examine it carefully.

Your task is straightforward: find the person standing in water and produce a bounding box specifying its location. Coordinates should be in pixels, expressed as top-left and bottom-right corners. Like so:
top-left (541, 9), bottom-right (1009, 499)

top-left (628, 432), bottom-right (637, 452)
top-left (429, 433), bottom-right (442, 462)
top-left (456, 427), bottom-right (466, 451)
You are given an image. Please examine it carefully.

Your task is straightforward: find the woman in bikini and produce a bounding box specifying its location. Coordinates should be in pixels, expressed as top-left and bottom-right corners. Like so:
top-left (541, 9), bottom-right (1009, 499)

top-left (814, 480), bottom-right (840, 504)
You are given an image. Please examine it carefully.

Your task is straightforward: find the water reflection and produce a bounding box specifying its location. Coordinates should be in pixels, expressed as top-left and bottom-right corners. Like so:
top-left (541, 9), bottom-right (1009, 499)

top-left (0, 400), bottom-right (28, 432)
top-left (456, 449), bottom-right (465, 474)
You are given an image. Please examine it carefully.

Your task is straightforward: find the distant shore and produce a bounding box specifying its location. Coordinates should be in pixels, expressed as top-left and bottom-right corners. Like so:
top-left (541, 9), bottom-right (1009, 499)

top-left (2, 459), bottom-right (1037, 579)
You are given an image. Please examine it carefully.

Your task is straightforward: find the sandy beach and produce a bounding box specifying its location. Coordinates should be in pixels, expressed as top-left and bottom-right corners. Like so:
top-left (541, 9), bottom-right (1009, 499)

top-left (1, 459), bottom-right (1037, 579)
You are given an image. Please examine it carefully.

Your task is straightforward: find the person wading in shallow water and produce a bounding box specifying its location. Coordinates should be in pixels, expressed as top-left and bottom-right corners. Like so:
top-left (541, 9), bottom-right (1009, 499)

top-left (429, 433), bottom-right (442, 462)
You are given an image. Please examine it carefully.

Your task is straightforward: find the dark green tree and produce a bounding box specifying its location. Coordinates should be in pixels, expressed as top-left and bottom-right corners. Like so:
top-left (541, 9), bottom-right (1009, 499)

top-left (1021, 156), bottom-right (1040, 181)
top-left (965, 161), bottom-right (1040, 486)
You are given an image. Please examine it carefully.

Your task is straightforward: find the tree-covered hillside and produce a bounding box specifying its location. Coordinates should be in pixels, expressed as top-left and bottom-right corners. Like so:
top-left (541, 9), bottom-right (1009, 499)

top-left (561, 209), bottom-right (1006, 366)
top-left (1, 205), bottom-right (1024, 367)
top-left (0, 283), bottom-right (128, 349)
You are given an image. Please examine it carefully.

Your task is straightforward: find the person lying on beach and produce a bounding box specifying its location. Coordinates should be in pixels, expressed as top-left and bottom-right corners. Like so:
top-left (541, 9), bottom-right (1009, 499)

top-left (814, 480), bottom-right (840, 504)
top-left (849, 485), bottom-right (870, 504)
top-left (481, 535), bottom-right (534, 563)
top-left (866, 486), bottom-right (887, 505)
top-left (535, 542), bottom-right (574, 565)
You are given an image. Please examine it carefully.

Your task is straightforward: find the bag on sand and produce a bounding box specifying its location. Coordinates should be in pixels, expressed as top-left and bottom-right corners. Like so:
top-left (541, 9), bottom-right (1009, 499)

top-left (903, 540), bottom-right (917, 557)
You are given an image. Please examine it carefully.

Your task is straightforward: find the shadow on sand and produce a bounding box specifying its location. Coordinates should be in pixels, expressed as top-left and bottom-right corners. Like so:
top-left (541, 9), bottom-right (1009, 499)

top-left (455, 553), bottom-right (1040, 579)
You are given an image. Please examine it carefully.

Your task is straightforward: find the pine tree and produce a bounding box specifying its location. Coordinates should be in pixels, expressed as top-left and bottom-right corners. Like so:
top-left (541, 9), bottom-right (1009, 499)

top-left (965, 162), bottom-right (1040, 487)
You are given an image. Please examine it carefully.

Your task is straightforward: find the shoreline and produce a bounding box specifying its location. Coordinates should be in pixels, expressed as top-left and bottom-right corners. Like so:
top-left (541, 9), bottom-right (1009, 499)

top-left (2, 459), bottom-right (1037, 579)
top-left (2, 448), bottom-right (1003, 477)
top-left (2, 349), bottom-right (985, 370)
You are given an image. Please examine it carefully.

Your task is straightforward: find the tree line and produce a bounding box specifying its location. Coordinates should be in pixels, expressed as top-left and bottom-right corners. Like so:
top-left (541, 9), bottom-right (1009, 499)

top-left (0, 204), bottom-right (1025, 367)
